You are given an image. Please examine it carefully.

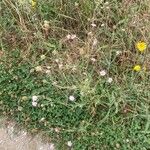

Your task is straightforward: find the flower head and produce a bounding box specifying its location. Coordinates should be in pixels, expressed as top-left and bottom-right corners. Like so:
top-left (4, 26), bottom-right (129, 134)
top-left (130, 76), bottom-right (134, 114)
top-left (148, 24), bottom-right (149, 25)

top-left (116, 51), bottom-right (121, 55)
top-left (101, 23), bottom-right (105, 27)
top-left (40, 55), bottom-right (46, 60)
top-left (35, 66), bottom-right (42, 72)
top-left (32, 101), bottom-right (38, 107)
top-left (100, 70), bottom-right (107, 76)
top-left (66, 34), bottom-right (77, 40)
top-left (107, 77), bottom-right (113, 83)
top-left (31, 0), bottom-right (36, 8)
top-left (136, 41), bottom-right (147, 52)
top-left (133, 65), bottom-right (141, 72)
top-left (69, 95), bottom-right (75, 102)
top-left (32, 95), bottom-right (38, 107)
top-left (32, 95), bottom-right (38, 101)
top-left (67, 141), bottom-right (72, 147)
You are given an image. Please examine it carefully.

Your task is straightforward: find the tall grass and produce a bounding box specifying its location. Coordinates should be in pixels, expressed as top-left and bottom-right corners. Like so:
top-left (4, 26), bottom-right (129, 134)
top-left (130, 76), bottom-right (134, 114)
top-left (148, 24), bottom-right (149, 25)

top-left (0, 0), bottom-right (150, 149)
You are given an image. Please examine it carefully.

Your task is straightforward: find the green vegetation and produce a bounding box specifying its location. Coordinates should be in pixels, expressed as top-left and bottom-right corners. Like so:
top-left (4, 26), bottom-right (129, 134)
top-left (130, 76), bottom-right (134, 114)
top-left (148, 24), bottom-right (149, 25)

top-left (0, 0), bottom-right (150, 149)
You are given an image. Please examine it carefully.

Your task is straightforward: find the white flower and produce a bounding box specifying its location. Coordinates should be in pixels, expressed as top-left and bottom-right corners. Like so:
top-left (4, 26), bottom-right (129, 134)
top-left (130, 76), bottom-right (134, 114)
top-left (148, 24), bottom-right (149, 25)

top-left (116, 51), bottom-right (121, 55)
top-left (91, 23), bottom-right (96, 27)
top-left (40, 55), bottom-right (46, 60)
top-left (69, 95), bottom-right (75, 101)
top-left (75, 2), bottom-right (79, 7)
top-left (32, 101), bottom-right (38, 107)
top-left (41, 104), bottom-right (44, 107)
top-left (32, 96), bottom-right (38, 102)
top-left (66, 34), bottom-right (77, 40)
top-left (101, 23), bottom-right (105, 27)
top-left (100, 70), bottom-right (107, 76)
top-left (35, 66), bottom-right (42, 72)
top-left (66, 34), bottom-right (71, 40)
top-left (90, 58), bottom-right (96, 62)
top-left (67, 141), bottom-right (72, 147)
top-left (107, 77), bottom-right (113, 83)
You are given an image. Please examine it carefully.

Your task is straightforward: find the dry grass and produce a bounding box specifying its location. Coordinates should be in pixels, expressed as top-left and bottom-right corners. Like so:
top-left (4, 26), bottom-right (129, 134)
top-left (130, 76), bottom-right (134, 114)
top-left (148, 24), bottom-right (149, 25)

top-left (0, 0), bottom-right (150, 149)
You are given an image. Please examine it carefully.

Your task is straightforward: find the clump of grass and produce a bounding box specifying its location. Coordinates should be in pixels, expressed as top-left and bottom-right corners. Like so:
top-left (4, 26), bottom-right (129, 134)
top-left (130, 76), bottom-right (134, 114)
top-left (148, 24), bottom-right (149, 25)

top-left (0, 0), bottom-right (150, 149)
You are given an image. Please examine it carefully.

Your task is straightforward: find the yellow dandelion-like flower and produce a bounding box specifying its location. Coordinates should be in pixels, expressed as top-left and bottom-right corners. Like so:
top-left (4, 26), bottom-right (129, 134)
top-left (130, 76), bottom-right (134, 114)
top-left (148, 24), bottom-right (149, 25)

top-left (31, 0), bottom-right (37, 8)
top-left (133, 65), bottom-right (141, 72)
top-left (136, 41), bottom-right (147, 52)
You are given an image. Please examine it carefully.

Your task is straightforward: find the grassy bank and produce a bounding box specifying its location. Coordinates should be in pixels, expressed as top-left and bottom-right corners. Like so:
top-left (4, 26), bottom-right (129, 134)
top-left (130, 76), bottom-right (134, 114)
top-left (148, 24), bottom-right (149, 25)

top-left (0, 0), bottom-right (150, 149)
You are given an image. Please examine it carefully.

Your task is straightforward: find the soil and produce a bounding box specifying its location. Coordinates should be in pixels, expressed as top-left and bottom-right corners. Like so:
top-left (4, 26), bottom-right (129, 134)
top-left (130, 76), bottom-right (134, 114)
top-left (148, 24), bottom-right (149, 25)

top-left (0, 118), bottom-right (55, 150)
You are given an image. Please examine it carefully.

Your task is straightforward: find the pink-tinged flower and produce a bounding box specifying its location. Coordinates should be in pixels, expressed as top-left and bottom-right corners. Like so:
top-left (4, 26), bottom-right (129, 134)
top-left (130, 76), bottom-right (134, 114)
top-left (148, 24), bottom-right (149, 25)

top-left (100, 70), bottom-right (107, 76)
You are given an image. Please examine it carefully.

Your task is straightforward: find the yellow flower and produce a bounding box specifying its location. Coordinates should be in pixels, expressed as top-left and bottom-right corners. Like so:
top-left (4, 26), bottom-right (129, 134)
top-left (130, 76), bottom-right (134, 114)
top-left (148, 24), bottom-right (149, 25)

top-left (133, 65), bottom-right (141, 72)
top-left (31, 0), bottom-right (37, 8)
top-left (136, 41), bottom-right (147, 52)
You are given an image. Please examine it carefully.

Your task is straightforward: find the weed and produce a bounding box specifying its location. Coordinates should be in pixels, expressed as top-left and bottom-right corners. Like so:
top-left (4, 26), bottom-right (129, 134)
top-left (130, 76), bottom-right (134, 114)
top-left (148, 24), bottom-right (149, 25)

top-left (0, 0), bottom-right (150, 149)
